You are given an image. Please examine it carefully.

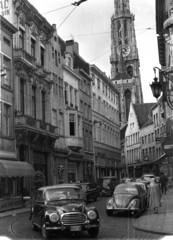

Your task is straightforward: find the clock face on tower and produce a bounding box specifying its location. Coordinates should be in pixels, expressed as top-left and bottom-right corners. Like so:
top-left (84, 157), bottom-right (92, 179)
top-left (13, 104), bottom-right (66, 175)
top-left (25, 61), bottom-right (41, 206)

top-left (117, 44), bottom-right (130, 57)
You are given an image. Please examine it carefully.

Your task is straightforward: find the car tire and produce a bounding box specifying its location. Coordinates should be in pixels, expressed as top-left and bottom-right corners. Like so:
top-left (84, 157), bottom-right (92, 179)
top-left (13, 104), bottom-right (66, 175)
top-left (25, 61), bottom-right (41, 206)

top-left (135, 208), bottom-right (142, 218)
top-left (32, 222), bottom-right (38, 231)
top-left (88, 227), bottom-right (99, 237)
top-left (94, 196), bottom-right (97, 202)
top-left (106, 210), bottom-right (113, 216)
top-left (41, 218), bottom-right (51, 239)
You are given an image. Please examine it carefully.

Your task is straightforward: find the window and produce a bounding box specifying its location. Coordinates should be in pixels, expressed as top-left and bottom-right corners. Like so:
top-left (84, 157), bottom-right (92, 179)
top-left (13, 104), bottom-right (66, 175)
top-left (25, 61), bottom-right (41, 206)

top-left (59, 78), bottom-right (63, 98)
top-left (58, 52), bottom-right (61, 64)
top-left (3, 37), bottom-right (10, 46)
top-left (32, 86), bottom-right (36, 118)
top-left (64, 83), bottom-right (68, 104)
top-left (20, 79), bottom-right (24, 114)
top-left (3, 56), bottom-right (11, 86)
top-left (97, 78), bottom-right (100, 89)
top-left (4, 104), bottom-right (10, 136)
top-left (52, 47), bottom-right (54, 59)
top-left (74, 90), bottom-right (78, 107)
top-left (70, 86), bottom-right (73, 105)
top-left (41, 91), bottom-right (46, 122)
top-left (78, 115), bottom-right (81, 137)
top-left (40, 46), bottom-right (45, 66)
top-left (52, 109), bottom-right (57, 126)
top-left (69, 114), bottom-right (75, 136)
top-left (92, 74), bottom-right (95, 85)
top-left (59, 113), bottom-right (64, 135)
top-left (68, 57), bottom-right (71, 68)
top-left (55, 50), bottom-right (58, 66)
top-left (31, 38), bottom-right (36, 57)
top-left (19, 28), bottom-right (25, 49)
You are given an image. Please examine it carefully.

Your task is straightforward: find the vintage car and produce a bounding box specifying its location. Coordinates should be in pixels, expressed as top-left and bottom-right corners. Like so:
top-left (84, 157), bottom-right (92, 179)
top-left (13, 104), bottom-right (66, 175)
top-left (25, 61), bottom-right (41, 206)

top-left (97, 177), bottom-right (120, 196)
top-left (30, 184), bottom-right (100, 239)
top-left (106, 182), bottom-right (148, 217)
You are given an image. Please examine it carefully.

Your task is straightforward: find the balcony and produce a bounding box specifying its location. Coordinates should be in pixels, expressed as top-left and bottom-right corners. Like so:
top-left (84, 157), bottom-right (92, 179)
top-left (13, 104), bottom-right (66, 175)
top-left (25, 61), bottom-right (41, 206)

top-left (15, 115), bottom-right (59, 136)
top-left (14, 48), bottom-right (36, 70)
top-left (66, 136), bottom-right (83, 150)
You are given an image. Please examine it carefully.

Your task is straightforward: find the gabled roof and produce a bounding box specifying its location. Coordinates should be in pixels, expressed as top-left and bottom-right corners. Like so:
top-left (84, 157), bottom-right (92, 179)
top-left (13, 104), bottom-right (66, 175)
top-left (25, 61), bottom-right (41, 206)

top-left (133, 103), bottom-right (156, 128)
top-left (141, 117), bottom-right (153, 129)
top-left (111, 72), bottom-right (132, 81)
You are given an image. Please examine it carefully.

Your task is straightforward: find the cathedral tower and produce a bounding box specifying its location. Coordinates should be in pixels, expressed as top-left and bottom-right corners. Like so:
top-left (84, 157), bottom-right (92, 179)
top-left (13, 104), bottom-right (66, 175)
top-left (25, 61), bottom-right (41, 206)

top-left (110, 0), bottom-right (144, 126)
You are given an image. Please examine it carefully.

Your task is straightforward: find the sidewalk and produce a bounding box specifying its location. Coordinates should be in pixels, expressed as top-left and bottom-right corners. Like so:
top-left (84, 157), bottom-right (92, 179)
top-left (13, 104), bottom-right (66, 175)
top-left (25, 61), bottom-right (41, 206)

top-left (133, 188), bottom-right (173, 235)
top-left (0, 207), bottom-right (30, 219)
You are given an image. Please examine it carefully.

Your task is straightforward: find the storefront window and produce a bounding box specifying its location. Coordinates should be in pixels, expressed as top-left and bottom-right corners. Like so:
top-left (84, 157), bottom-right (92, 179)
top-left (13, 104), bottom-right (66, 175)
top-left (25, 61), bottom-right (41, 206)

top-left (0, 178), bottom-right (21, 199)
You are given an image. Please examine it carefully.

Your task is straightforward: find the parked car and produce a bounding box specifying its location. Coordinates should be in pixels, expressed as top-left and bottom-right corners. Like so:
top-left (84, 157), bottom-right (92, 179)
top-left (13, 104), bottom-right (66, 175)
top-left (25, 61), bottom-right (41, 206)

top-left (97, 177), bottom-right (120, 196)
top-left (79, 182), bottom-right (99, 202)
top-left (106, 182), bottom-right (148, 217)
top-left (30, 184), bottom-right (100, 239)
top-left (142, 173), bottom-right (155, 183)
top-left (120, 178), bottom-right (133, 183)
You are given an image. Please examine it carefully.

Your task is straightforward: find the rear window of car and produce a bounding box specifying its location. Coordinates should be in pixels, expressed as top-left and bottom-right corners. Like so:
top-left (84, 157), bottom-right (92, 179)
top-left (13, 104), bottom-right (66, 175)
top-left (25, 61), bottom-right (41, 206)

top-left (114, 185), bottom-right (138, 195)
top-left (45, 188), bottom-right (81, 201)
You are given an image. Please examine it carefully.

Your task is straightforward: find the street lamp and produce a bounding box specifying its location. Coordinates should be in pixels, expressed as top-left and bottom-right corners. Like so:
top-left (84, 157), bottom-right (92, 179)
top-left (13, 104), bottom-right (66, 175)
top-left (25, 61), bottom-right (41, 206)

top-left (150, 67), bottom-right (173, 110)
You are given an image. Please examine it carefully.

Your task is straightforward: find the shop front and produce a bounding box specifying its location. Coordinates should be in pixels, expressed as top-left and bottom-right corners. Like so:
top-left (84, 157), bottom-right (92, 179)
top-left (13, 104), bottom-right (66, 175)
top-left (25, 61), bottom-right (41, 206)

top-left (0, 160), bottom-right (35, 212)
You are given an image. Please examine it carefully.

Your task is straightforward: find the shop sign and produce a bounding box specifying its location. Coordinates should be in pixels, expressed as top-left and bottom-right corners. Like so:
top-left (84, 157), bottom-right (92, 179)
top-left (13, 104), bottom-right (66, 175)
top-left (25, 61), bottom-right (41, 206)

top-left (0, 0), bottom-right (12, 22)
top-left (163, 137), bottom-right (173, 157)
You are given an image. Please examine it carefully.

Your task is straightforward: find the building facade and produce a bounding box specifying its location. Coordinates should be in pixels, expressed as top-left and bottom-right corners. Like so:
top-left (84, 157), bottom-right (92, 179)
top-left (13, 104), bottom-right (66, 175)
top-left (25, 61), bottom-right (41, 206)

top-left (1, 0), bottom-right (64, 194)
top-left (110, 0), bottom-right (143, 126)
top-left (90, 64), bottom-right (121, 180)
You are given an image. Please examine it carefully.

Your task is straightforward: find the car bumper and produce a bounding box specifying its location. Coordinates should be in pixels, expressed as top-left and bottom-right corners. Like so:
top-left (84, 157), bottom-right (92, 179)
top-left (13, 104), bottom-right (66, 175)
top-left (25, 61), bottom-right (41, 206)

top-left (45, 223), bottom-right (100, 231)
top-left (107, 207), bottom-right (139, 212)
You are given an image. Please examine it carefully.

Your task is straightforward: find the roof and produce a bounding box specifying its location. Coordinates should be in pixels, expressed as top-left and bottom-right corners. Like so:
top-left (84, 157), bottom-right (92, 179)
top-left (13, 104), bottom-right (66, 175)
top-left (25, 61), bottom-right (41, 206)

top-left (39, 184), bottom-right (80, 191)
top-left (111, 72), bottom-right (132, 81)
top-left (133, 103), bottom-right (156, 128)
top-left (141, 117), bottom-right (153, 129)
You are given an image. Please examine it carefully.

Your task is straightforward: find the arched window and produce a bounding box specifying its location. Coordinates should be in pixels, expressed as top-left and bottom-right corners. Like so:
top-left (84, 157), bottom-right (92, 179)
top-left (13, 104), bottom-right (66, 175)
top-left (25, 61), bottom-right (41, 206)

top-left (118, 21), bottom-right (121, 40)
top-left (127, 65), bottom-right (133, 77)
top-left (124, 89), bottom-right (131, 121)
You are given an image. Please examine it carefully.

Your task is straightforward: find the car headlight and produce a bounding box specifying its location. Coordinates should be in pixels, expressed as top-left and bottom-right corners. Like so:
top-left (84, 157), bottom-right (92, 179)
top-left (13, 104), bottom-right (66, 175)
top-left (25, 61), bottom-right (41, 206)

top-left (128, 199), bottom-right (139, 209)
top-left (87, 210), bottom-right (97, 220)
top-left (49, 213), bottom-right (59, 222)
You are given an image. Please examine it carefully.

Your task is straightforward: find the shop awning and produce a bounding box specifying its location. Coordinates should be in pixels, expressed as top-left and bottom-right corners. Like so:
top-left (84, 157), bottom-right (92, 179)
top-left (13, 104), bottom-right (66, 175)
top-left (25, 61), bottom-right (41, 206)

top-left (0, 160), bottom-right (35, 178)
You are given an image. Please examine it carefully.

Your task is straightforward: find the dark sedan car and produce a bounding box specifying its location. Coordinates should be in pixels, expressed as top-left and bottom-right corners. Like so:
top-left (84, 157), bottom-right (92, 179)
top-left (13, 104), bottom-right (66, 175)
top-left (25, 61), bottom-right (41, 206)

top-left (30, 184), bottom-right (100, 239)
top-left (106, 183), bottom-right (148, 217)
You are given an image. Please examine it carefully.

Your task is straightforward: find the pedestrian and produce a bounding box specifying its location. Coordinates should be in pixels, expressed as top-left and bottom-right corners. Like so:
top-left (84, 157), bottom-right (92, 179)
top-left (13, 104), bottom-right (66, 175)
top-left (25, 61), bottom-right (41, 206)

top-left (168, 175), bottom-right (172, 189)
top-left (148, 178), bottom-right (162, 214)
top-left (159, 172), bottom-right (168, 194)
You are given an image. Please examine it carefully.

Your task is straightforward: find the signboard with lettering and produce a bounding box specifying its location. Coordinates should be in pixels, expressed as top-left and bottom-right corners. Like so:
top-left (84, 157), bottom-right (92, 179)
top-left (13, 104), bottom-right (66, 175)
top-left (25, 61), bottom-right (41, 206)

top-left (0, 0), bottom-right (13, 22)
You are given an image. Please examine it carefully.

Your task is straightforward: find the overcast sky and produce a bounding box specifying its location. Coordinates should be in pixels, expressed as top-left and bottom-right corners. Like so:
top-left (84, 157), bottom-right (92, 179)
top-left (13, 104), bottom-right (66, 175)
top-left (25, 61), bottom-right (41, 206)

top-left (28, 0), bottom-right (159, 103)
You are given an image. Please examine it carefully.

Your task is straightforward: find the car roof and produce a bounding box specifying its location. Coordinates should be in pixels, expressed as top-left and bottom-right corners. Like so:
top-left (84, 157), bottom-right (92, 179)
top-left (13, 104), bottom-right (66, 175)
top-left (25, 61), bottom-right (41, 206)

top-left (38, 184), bottom-right (81, 191)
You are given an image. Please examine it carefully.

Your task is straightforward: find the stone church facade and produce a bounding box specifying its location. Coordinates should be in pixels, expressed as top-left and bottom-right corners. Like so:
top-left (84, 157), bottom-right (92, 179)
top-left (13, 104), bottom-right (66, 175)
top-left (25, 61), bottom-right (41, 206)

top-left (110, 0), bottom-right (144, 127)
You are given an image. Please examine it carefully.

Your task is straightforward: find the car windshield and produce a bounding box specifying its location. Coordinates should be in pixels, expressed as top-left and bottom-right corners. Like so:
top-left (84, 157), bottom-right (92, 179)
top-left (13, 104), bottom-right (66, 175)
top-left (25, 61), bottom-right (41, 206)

top-left (114, 185), bottom-right (138, 195)
top-left (45, 188), bottom-right (81, 201)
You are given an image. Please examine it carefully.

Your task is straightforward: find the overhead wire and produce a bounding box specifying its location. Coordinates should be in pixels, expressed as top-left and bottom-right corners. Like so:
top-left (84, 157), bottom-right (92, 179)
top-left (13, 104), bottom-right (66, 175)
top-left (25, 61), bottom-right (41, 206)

top-left (42, 5), bottom-right (72, 15)
top-left (57, 6), bottom-right (77, 30)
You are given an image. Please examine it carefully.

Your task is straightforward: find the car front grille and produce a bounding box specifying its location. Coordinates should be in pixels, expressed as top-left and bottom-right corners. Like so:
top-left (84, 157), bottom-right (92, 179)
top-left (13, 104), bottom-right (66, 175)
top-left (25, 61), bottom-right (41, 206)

top-left (61, 212), bottom-right (87, 225)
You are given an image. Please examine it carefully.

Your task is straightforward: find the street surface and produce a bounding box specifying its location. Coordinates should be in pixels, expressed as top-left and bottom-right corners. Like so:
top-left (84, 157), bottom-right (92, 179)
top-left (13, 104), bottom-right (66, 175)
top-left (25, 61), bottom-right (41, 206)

top-left (0, 196), bottom-right (169, 240)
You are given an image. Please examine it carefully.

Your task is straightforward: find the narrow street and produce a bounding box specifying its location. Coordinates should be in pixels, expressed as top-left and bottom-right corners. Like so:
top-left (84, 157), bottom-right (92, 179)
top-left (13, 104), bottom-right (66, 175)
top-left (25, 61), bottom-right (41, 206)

top-left (0, 196), bottom-right (166, 240)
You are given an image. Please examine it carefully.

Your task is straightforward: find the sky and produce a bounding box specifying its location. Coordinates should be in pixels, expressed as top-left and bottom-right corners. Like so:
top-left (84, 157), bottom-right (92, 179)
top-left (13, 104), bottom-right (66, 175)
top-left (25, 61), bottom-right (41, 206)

top-left (28, 0), bottom-right (159, 103)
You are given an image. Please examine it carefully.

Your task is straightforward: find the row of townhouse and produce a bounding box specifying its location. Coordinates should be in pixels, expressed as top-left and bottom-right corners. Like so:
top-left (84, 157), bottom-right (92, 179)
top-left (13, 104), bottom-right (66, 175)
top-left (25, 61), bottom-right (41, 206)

top-left (121, 101), bottom-right (167, 179)
top-left (0, 0), bottom-right (121, 212)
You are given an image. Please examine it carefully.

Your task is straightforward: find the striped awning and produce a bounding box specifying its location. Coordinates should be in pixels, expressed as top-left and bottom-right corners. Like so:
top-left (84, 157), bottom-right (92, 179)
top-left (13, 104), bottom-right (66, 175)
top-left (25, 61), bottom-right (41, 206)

top-left (164, 17), bottom-right (173, 29)
top-left (0, 160), bottom-right (35, 177)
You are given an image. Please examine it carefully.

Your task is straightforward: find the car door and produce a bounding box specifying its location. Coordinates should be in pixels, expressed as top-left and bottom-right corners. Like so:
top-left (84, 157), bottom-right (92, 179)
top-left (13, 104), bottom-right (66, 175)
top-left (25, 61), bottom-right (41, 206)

top-left (33, 190), bottom-right (44, 227)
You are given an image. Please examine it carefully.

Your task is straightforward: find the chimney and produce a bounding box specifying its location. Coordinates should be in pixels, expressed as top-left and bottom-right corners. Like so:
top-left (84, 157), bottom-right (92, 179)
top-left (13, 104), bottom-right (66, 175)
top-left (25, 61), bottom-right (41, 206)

top-left (66, 40), bottom-right (79, 54)
top-left (52, 24), bottom-right (56, 31)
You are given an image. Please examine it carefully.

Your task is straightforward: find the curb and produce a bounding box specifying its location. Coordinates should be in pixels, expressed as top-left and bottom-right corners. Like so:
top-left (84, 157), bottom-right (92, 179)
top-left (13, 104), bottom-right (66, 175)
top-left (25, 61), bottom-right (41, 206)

top-left (0, 208), bottom-right (30, 219)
